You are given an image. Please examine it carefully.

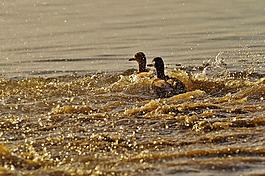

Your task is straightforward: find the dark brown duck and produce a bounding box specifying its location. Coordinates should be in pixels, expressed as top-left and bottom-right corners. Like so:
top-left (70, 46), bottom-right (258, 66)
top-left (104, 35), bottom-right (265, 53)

top-left (129, 52), bottom-right (149, 73)
top-left (129, 52), bottom-right (154, 78)
top-left (147, 57), bottom-right (187, 98)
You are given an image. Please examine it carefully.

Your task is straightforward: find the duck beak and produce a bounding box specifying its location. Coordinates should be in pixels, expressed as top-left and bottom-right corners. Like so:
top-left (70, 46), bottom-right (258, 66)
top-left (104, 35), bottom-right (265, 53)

top-left (147, 63), bottom-right (154, 67)
top-left (129, 58), bottom-right (136, 61)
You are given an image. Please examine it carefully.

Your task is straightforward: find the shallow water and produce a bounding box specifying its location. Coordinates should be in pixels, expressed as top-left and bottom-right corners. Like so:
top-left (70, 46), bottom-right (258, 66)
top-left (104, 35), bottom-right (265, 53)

top-left (0, 69), bottom-right (264, 175)
top-left (1, 0), bottom-right (265, 176)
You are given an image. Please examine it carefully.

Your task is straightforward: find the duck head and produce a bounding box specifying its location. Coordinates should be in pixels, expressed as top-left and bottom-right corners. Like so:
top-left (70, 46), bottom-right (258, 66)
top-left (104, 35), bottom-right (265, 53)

top-left (129, 52), bottom-right (148, 72)
top-left (147, 57), bottom-right (166, 79)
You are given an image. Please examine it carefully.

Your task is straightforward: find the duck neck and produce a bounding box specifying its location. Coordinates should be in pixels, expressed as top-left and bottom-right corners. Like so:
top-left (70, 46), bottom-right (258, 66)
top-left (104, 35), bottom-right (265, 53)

top-left (138, 62), bottom-right (147, 72)
top-left (156, 67), bottom-right (166, 79)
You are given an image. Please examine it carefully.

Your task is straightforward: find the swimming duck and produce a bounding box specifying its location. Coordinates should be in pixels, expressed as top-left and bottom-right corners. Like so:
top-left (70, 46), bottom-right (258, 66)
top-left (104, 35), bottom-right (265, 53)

top-left (129, 52), bottom-right (149, 73)
top-left (147, 57), bottom-right (187, 98)
top-left (129, 52), bottom-right (153, 78)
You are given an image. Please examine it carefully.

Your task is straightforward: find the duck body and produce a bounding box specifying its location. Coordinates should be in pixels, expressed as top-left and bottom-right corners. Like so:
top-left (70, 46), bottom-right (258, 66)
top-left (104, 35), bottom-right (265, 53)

top-left (151, 76), bottom-right (186, 98)
top-left (148, 57), bottom-right (187, 98)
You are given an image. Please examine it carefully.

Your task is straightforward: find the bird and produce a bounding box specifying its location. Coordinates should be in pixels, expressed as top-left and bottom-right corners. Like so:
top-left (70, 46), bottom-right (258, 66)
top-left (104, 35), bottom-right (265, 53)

top-left (129, 52), bottom-right (149, 73)
top-left (129, 52), bottom-right (153, 78)
top-left (147, 57), bottom-right (187, 98)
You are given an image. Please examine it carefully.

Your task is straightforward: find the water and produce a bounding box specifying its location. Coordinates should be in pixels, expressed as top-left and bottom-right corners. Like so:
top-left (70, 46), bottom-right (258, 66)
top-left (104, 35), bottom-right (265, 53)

top-left (0, 0), bottom-right (265, 175)
top-left (1, 0), bottom-right (265, 77)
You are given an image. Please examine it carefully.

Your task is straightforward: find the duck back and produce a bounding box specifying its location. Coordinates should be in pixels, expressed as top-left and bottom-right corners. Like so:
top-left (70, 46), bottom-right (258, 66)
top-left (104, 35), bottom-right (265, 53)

top-left (167, 77), bottom-right (187, 94)
top-left (151, 77), bottom-right (186, 98)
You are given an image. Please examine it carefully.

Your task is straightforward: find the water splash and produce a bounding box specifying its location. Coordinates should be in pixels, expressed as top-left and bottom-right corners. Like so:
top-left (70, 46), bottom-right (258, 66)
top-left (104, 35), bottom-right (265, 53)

top-left (201, 52), bottom-right (228, 79)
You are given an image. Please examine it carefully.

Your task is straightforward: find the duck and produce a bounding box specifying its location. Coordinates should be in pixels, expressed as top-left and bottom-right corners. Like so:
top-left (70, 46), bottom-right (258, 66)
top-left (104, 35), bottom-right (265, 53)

top-left (129, 52), bottom-right (149, 72)
top-left (147, 57), bottom-right (187, 98)
top-left (129, 52), bottom-right (153, 78)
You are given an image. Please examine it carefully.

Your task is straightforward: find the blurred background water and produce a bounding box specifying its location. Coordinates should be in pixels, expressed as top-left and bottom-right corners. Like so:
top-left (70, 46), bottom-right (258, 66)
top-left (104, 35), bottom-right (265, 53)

top-left (1, 0), bottom-right (264, 78)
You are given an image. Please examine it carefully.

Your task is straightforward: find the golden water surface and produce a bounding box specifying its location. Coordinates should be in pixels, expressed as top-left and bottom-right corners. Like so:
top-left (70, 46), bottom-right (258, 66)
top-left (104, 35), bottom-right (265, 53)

top-left (1, 0), bottom-right (265, 175)
top-left (1, 63), bottom-right (264, 175)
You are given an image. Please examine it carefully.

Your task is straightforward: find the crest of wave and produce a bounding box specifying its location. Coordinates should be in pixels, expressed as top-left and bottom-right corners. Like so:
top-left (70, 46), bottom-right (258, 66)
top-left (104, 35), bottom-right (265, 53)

top-left (107, 74), bottom-right (154, 95)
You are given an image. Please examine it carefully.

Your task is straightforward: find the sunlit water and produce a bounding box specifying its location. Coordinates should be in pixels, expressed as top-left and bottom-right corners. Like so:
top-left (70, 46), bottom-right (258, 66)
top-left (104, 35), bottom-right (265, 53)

top-left (1, 0), bottom-right (265, 175)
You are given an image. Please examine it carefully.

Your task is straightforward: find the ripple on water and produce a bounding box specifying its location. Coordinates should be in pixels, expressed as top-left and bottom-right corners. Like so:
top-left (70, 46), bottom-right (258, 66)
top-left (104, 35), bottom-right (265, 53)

top-left (0, 65), bottom-right (264, 175)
